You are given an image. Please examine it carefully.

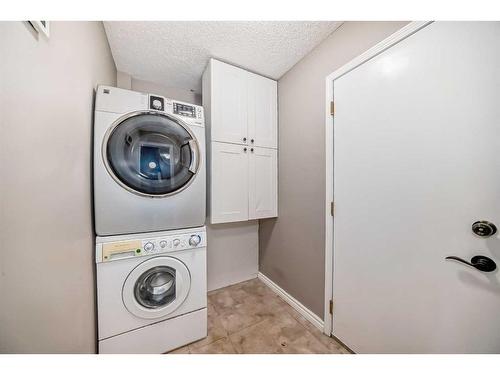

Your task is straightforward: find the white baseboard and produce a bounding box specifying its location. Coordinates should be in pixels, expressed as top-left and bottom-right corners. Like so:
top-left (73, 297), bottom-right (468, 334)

top-left (257, 272), bottom-right (324, 332)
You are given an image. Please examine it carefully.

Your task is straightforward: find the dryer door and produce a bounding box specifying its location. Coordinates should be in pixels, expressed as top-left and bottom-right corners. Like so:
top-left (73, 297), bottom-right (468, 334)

top-left (104, 111), bottom-right (200, 197)
top-left (123, 256), bottom-right (191, 319)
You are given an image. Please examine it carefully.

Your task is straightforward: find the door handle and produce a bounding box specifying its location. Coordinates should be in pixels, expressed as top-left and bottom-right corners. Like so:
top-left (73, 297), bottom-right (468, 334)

top-left (445, 255), bottom-right (496, 272)
top-left (188, 139), bottom-right (199, 173)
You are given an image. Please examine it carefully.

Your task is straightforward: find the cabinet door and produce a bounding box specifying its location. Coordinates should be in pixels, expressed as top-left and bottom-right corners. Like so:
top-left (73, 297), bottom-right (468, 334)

top-left (210, 142), bottom-right (249, 223)
top-left (211, 60), bottom-right (248, 145)
top-left (249, 147), bottom-right (277, 219)
top-left (247, 72), bottom-right (277, 149)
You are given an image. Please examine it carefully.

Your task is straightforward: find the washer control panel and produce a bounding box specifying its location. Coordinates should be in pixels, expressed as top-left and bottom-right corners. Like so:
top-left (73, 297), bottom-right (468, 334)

top-left (98, 230), bottom-right (206, 262)
top-left (140, 231), bottom-right (206, 256)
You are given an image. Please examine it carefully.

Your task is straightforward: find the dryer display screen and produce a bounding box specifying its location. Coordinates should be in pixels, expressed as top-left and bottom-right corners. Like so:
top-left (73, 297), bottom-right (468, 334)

top-left (173, 103), bottom-right (196, 118)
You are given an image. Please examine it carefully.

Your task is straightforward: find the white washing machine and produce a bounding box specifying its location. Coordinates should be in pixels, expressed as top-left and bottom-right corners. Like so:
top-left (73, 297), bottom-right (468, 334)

top-left (96, 226), bottom-right (207, 354)
top-left (94, 86), bottom-right (206, 236)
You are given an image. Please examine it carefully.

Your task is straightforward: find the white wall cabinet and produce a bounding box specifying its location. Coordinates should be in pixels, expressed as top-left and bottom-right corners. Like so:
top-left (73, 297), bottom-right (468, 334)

top-left (210, 142), bottom-right (249, 223)
top-left (210, 143), bottom-right (277, 224)
top-left (203, 58), bottom-right (278, 224)
top-left (249, 147), bottom-right (278, 219)
top-left (210, 61), bottom-right (248, 145)
top-left (204, 59), bottom-right (277, 149)
top-left (247, 72), bottom-right (278, 149)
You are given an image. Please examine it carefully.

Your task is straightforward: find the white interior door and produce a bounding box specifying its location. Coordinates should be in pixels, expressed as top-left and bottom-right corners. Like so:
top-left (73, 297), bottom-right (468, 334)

top-left (211, 142), bottom-right (249, 223)
top-left (249, 147), bottom-right (277, 219)
top-left (211, 60), bottom-right (248, 145)
top-left (247, 72), bottom-right (278, 149)
top-left (333, 22), bottom-right (500, 353)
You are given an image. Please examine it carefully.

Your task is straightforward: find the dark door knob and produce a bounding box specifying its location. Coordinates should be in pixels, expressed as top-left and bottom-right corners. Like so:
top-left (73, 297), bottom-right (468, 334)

top-left (445, 255), bottom-right (496, 272)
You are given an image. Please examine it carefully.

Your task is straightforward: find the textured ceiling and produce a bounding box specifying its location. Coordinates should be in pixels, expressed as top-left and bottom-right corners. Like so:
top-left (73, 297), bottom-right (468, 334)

top-left (104, 21), bottom-right (342, 93)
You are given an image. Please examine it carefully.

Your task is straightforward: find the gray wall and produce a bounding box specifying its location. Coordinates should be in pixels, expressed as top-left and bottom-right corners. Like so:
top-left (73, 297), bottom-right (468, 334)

top-left (116, 71), bottom-right (202, 105)
top-left (132, 77), bottom-right (202, 105)
top-left (206, 222), bottom-right (259, 291)
top-left (0, 21), bottom-right (116, 353)
top-left (259, 21), bottom-right (409, 318)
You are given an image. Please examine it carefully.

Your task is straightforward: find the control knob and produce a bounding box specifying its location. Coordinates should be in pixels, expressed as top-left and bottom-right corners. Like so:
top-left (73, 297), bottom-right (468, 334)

top-left (173, 239), bottom-right (181, 247)
top-left (159, 240), bottom-right (167, 249)
top-left (152, 99), bottom-right (162, 110)
top-left (144, 242), bottom-right (154, 252)
top-left (189, 235), bottom-right (202, 246)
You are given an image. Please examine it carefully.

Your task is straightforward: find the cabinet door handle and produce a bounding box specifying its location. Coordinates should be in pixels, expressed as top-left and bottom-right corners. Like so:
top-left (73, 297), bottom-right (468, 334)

top-left (243, 137), bottom-right (247, 142)
top-left (250, 148), bottom-right (254, 152)
top-left (243, 147), bottom-right (247, 152)
top-left (251, 139), bottom-right (254, 143)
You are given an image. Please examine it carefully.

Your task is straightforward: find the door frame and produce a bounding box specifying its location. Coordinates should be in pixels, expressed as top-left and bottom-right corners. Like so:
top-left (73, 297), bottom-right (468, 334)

top-left (322, 21), bottom-right (432, 336)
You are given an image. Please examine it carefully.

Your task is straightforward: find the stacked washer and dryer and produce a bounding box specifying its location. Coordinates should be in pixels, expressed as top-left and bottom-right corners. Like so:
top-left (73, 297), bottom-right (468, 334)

top-left (93, 86), bottom-right (207, 353)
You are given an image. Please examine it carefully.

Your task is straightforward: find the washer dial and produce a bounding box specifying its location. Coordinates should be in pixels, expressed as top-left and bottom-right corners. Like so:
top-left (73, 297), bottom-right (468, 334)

top-left (189, 235), bottom-right (202, 246)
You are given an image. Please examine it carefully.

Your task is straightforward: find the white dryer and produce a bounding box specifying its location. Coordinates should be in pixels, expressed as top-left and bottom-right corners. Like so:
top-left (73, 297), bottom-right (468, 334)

top-left (94, 86), bottom-right (206, 236)
top-left (96, 226), bottom-right (207, 354)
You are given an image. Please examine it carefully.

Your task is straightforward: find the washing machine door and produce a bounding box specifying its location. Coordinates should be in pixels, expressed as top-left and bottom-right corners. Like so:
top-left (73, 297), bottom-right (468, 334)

top-left (103, 111), bottom-right (200, 197)
top-left (123, 256), bottom-right (191, 319)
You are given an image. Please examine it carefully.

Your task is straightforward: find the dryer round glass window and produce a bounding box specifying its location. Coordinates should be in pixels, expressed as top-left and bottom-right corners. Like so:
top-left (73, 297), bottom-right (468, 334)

top-left (123, 256), bottom-right (191, 319)
top-left (104, 111), bottom-right (200, 197)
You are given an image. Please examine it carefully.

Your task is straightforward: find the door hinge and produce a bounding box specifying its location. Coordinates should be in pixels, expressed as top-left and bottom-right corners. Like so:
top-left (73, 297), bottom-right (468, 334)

top-left (329, 299), bottom-right (334, 315)
top-left (330, 201), bottom-right (335, 216)
top-left (330, 101), bottom-right (335, 116)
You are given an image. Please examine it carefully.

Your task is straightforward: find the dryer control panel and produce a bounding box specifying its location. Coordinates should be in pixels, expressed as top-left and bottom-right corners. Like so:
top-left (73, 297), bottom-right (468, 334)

top-left (97, 230), bottom-right (206, 263)
top-left (147, 93), bottom-right (204, 127)
top-left (173, 102), bottom-right (196, 118)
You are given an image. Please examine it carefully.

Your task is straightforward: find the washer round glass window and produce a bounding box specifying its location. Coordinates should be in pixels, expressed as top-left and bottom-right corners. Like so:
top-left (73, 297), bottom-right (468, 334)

top-left (105, 112), bottom-right (199, 196)
top-left (134, 266), bottom-right (176, 309)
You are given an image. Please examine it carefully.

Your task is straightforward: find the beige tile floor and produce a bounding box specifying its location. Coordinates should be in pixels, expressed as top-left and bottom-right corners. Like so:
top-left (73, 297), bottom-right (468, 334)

top-left (168, 278), bottom-right (350, 354)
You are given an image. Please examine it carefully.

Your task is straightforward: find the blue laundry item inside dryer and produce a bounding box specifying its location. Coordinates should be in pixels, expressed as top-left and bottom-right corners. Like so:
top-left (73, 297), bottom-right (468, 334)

top-left (140, 146), bottom-right (165, 180)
